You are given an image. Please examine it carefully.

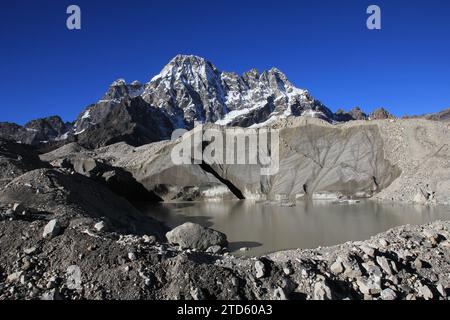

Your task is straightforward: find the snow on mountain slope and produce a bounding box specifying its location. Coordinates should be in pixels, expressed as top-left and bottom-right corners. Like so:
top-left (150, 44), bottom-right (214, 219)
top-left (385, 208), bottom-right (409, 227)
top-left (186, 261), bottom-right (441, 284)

top-left (73, 55), bottom-right (334, 137)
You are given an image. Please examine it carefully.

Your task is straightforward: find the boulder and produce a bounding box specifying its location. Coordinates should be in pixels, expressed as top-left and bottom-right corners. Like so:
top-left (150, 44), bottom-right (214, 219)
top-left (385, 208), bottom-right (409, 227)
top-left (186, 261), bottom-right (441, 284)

top-left (330, 260), bottom-right (344, 274)
top-left (376, 256), bottom-right (394, 275)
top-left (313, 281), bottom-right (332, 300)
top-left (42, 219), bottom-right (61, 239)
top-left (166, 223), bottom-right (227, 251)
top-left (380, 288), bottom-right (397, 300)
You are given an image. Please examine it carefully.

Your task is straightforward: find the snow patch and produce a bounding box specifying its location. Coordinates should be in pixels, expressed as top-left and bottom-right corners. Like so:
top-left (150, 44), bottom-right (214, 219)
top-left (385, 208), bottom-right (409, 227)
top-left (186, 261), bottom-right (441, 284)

top-left (81, 110), bottom-right (91, 119)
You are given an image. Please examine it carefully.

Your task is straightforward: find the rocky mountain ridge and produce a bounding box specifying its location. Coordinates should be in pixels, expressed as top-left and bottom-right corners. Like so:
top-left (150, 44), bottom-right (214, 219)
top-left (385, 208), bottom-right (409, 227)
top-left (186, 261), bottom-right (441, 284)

top-left (0, 55), bottom-right (412, 149)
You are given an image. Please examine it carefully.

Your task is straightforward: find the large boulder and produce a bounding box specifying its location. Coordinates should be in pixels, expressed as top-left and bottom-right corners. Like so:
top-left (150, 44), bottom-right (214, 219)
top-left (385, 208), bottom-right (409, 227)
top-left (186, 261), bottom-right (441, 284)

top-left (166, 222), bottom-right (228, 251)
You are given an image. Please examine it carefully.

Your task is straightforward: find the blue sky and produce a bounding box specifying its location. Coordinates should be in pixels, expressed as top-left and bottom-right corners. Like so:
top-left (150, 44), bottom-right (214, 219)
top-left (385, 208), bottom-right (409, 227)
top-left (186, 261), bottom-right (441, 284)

top-left (1, 0), bottom-right (449, 124)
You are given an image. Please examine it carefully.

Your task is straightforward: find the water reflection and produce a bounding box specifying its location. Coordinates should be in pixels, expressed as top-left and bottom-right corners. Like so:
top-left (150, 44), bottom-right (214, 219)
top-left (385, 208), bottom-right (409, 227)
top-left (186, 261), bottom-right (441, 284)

top-left (141, 200), bottom-right (450, 256)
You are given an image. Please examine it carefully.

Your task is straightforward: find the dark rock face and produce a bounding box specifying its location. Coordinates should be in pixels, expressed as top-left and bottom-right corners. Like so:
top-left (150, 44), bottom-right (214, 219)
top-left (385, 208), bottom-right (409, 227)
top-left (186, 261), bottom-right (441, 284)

top-left (370, 108), bottom-right (395, 120)
top-left (0, 168), bottom-right (165, 236)
top-left (24, 116), bottom-right (70, 141)
top-left (422, 108), bottom-right (450, 122)
top-left (0, 139), bottom-right (49, 189)
top-left (0, 117), bottom-right (70, 146)
top-left (335, 107), bottom-right (368, 122)
top-left (75, 97), bottom-right (174, 149)
top-left (0, 116), bottom-right (71, 145)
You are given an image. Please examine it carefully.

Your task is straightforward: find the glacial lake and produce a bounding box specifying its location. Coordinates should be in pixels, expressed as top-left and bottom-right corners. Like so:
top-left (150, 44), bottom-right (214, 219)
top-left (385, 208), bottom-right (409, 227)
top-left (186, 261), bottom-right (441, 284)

top-left (141, 200), bottom-right (450, 256)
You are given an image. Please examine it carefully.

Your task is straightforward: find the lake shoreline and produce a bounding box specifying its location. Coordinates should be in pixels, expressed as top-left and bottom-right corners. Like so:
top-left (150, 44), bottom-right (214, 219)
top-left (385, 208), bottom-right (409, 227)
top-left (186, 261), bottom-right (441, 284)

top-left (139, 199), bottom-right (450, 257)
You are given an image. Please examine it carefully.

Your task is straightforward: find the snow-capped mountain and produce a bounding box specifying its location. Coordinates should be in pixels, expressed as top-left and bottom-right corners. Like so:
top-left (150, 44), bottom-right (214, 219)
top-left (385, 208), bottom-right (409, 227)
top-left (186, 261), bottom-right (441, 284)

top-left (73, 54), bottom-right (334, 136)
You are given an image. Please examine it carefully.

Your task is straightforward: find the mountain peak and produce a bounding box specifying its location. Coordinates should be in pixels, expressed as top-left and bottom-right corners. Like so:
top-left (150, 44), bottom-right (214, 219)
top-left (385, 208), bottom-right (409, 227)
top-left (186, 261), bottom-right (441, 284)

top-left (171, 54), bottom-right (208, 64)
top-left (110, 79), bottom-right (127, 87)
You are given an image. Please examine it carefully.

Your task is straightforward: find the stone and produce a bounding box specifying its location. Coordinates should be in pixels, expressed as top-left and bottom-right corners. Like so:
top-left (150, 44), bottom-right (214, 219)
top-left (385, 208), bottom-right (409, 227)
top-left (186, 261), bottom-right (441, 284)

top-left (142, 235), bottom-right (156, 244)
top-left (413, 190), bottom-right (428, 204)
top-left (12, 203), bottom-right (25, 214)
top-left (7, 271), bottom-right (23, 282)
top-left (380, 288), bottom-right (397, 300)
top-left (436, 283), bottom-right (447, 298)
top-left (414, 258), bottom-right (424, 270)
top-left (313, 281), bottom-right (332, 300)
top-left (206, 245), bottom-right (222, 254)
top-left (42, 219), bottom-right (61, 239)
top-left (280, 278), bottom-right (296, 296)
top-left (273, 287), bottom-right (288, 300)
top-left (330, 260), bottom-right (344, 274)
top-left (23, 247), bottom-right (38, 255)
top-left (166, 223), bottom-right (227, 251)
top-left (376, 256), bottom-right (393, 275)
top-left (378, 238), bottom-right (389, 248)
top-left (66, 265), bottom-right (82, 290)
top-left (41, 289), bottom-right (63, 301)
top-left (418, 284), bottom-right (433, 300)
top-left (356, 278), bottom-right (381, 295)
top-left (128, 252), bottom-right (137, 261)
top-left (283, 267), bottom-right (293, 276)
top-left (343, 261), bottom-right (363, 278)
top-left (360, 245), bottom-right (376, 258)
top-left (94, 221), bottom-right (108, 232)
top-left (254, 260), bottom-right (266, 279)
top-left (190, 287), bottom-right (205, 300)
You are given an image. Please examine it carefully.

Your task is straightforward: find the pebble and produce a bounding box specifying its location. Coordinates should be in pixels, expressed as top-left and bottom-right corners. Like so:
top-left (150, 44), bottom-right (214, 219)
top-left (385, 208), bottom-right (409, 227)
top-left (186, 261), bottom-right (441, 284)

top-left (128, 252), bottom-right (137, 261)
top-left (66, 265), bottom-right (82, 290)
top-left (380, 288), bottom-right (397, 300)
top-left (283, 267), bottom-right (293, 275)
top-left (142, 235), bottom-right (156, 244)
top-left (414, 258), bottom-right (424, 270)
top-left (273, 287), bottom-right (288, 300)
top-left (94, 221), bottom-right (108, 232)
top-left (42, 219), bottom-right (61, 239)
top-left (254, 260), bottom-right (266, 279)
top-left (7, 271), bottom-right (23, 283)
top-left (12, 203), bottom-right (25, 214)
top-left (360, 245), bottom-right (376, 258)
top-left (436, 283), bottom-right (446, 298)
top-left (376, 256), bottom-right (393, 275)
top-left (23, 247), bottom-right (38, 255)
top-left (378, 238), bottom-right (389, 248)
top-left (330, 260), bottom-right (344, 274)
top-left (356, 278), bottom-right (381, 295)
top-left (206, 245), bottom-right (222, 254)
top-left (418, 284), bottom-right (433, 300)
top-left (313, 281), bottom-right (332, 300)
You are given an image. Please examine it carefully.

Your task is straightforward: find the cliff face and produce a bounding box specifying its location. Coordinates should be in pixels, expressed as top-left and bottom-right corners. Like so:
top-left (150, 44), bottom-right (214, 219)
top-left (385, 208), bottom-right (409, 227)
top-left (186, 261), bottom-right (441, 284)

top-left (38, 118), bottom-right (450, 205)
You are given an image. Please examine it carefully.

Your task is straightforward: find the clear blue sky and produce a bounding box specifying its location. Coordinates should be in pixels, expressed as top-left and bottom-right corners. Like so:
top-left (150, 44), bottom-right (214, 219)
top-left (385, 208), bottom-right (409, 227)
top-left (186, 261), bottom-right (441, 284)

top-left (1, 0), bottom-right (449, 124)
